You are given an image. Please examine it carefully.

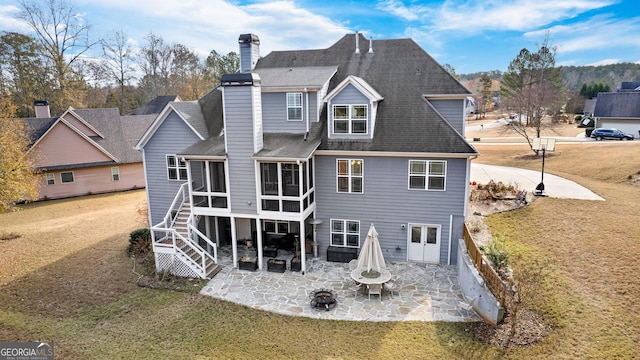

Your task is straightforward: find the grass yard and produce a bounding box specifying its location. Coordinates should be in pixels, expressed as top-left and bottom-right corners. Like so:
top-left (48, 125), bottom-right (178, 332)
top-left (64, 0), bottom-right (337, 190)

top-left (1, 141), bottom-right (639, 359)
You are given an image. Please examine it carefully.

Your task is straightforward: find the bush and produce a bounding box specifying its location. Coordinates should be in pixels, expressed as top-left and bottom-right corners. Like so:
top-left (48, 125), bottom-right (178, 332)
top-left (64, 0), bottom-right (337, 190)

top-left (484, 234), bottom-right (511, 273)
top-left (128, 228), bottom-right (151, 256)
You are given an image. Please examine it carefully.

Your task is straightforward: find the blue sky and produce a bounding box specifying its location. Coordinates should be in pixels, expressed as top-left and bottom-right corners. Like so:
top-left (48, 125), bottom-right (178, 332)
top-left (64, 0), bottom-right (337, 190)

top-left (1, 0), bottom-right (639, 74)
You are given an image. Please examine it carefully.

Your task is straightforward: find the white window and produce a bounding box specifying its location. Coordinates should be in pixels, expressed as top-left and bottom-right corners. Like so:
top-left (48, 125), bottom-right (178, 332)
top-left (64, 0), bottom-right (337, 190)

top-left (111, 167), bottom-right (120, 181)
top-left (46, 173), bottom-right (55, 185)
top-left (337, 159), bottom-right (363, 193)
top-left (287, 93), bottom-right (303, 121)
top-left (332, 104), bottom-right (368, 134)
top-left (409, 160), bottom-right (446, 190)
top-left (166, 155), bottom-right (187, 181)
top-left (331, 219), bottom-right (360, 247)
top-left (61, 171), bottom-right (74, 184)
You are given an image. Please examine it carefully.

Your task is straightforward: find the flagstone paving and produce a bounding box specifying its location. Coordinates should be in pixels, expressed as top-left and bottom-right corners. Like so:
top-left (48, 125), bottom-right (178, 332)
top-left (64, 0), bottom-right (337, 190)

top-left (201, 249), bottom-right (481, 322)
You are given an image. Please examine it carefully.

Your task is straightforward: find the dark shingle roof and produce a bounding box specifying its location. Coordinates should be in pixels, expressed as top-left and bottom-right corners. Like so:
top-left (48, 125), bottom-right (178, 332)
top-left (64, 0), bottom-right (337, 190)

top-left (73, 108), bottom-right (155, 163)
top-left (128, 95), bottom-right (179, 115)
top-left (594, 92), bottom-right (640, 118)
top-left (256, 33), bottom-right (475, 154)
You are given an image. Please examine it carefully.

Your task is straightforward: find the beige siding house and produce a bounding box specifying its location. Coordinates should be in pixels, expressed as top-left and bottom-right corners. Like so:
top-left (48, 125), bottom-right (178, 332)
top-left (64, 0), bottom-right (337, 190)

top-left (23, 97), bottom-right (177, 200)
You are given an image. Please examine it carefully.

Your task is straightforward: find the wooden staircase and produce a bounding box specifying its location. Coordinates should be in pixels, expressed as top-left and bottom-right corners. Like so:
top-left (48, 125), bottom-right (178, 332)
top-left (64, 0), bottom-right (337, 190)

top-left (160, 199), bottom-right (221, 279)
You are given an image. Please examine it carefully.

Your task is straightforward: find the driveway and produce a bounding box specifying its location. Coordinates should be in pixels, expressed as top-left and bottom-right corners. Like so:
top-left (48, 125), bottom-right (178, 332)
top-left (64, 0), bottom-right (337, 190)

top-left (470, 163), bottom-right (604, 201)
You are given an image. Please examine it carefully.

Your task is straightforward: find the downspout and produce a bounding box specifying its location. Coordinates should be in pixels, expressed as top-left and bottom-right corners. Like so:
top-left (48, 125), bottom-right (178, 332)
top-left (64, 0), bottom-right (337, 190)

top-left (304, 87), bottom-right (309, 141)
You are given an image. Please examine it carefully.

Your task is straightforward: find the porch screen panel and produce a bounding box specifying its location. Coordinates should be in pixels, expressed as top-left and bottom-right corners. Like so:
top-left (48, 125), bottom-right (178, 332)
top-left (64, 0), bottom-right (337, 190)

top-left (209, 162), bottom-right (226, 192)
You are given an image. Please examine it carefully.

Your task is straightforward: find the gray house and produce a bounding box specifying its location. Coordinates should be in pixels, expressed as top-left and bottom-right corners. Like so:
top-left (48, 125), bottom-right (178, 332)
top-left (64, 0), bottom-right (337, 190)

top-left (135, 33), bottom-right (478, 278)
top-left (593, 82), bottom-right (640, 136)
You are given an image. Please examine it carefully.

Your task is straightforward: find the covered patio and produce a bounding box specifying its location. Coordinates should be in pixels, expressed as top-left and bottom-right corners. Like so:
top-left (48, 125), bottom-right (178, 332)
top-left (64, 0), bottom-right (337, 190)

top-left (200, 251), bottom-right (480, 322)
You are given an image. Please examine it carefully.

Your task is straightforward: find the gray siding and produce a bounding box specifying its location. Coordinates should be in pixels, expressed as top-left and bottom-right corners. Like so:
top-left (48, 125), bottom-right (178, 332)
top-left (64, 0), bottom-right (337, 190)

top-left (329, 84), bottom-right (371, 140)
top-left (224, 85), bottom-right (259, 214)
top-left (144, 112), bottom-right (202, 225)
top-left (261, 92), bottom-right (318, 133)
top-left (431, 99), bottom-right (465, 134)
top-left (314, 155), bottom-right (468, 264)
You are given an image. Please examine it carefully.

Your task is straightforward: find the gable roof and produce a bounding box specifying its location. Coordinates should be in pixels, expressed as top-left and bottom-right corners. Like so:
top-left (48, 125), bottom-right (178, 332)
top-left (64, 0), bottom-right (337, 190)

top-left (23, 107), bottom-right (155, 166)
top-left (325, 75), bottom-right (384, 102)
top-left (135, 101), bottom-right (207, 150)
top-left (128, 95), bottom-right (180, 115)
top-left (594, 92), bottom-right (640, 118)
top-left (256, 33), bottom-right (476, 155)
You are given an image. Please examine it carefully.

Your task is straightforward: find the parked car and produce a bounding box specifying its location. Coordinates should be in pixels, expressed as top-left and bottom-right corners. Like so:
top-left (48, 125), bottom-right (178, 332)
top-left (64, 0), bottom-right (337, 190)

top-left (590, 128), bottom-right (634, 141)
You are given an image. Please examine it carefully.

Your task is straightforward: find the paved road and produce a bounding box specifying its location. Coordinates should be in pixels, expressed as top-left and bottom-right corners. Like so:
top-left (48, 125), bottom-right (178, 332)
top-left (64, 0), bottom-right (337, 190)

top-left (470, 163), bottom-right (604, 201)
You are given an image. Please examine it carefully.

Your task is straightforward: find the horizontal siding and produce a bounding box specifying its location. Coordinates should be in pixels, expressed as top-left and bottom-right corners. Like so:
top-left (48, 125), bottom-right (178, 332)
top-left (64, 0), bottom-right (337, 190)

top-left (329, 84), bottom-right (372, 140)
top-left (224, 86), bottom-right (258, 214)
top-left (144, 112), bottom-right (202, 225)
top-left (261, 92), bottom-right (316, 133)
top-left (37, 162), bottom-right (145, 200)
top-left (431, 99), bottom-right (465, 134)
top-left (314, 155), bottom-right (468, 264)
top-left (34, 123), bottom-right (112, 167)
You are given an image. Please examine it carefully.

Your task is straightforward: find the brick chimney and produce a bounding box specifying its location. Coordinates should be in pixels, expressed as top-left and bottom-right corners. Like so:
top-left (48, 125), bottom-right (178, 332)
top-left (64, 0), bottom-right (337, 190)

top-left (238, 34), bottom-right (260, 73)
top-left (34, 100), bottom-right (51, 118)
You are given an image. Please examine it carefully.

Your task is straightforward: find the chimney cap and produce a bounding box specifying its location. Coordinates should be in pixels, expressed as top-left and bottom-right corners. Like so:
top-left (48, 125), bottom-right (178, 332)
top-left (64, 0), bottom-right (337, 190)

top-left (34, 100), bottom-right (49, 106)
top-left (238, 33), bottom-right (260, 45)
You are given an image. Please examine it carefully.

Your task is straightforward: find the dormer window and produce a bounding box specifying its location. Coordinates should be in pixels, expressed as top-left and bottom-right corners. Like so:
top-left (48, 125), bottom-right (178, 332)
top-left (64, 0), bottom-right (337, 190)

top-left (333, 105), bottom-right (367, 134)
top-left (287, 93), bottom-right (303, 121)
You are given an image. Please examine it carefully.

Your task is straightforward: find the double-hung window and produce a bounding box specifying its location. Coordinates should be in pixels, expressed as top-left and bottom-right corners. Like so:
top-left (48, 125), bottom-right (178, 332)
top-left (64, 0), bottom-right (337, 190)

top-left (111, 167), bottom-right (120, 181)
top-left (333, 105), bottom-right (367, 134)
top-left (46, 173), bottom-right (55, 185)
top-left (287, 93), bottom-right (303, 121)
top-left (337, 159), bottom-right (363, 193)
top-left (408, 160), bottom-right (446, 190)
top-left (331, 219), bottom-right (360, 247)
top-left (167, 155), bottom-right (188, 181)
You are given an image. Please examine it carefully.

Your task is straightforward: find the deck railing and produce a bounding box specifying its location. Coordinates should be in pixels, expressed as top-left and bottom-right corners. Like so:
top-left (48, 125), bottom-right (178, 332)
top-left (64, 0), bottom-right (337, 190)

top-left (463, 224), bottom-right (507, 306)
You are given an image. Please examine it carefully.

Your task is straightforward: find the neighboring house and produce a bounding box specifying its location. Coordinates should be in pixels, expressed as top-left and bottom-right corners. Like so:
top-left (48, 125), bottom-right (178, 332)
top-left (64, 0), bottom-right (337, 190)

top-left (135, 33), bottom-right (478, 279)
top-left (23, 97), bottom-right (175, 200)
top-left (594, 82), bottom-right (640, 136)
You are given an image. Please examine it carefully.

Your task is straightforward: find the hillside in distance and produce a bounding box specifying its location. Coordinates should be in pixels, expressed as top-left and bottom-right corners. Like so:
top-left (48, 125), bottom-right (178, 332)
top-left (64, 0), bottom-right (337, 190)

top-left (459, 63), bottom-right (640, 92)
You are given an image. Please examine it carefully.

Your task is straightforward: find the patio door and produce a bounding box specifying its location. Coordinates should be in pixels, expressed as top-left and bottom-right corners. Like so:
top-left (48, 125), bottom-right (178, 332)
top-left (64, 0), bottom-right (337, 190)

top-left (407, 224), bottom-right (440, 263)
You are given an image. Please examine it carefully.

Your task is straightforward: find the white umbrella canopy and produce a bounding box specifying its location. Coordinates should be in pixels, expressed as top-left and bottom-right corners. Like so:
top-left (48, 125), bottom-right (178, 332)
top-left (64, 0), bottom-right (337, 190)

top-left (357, 224), bottom-right (386, 274)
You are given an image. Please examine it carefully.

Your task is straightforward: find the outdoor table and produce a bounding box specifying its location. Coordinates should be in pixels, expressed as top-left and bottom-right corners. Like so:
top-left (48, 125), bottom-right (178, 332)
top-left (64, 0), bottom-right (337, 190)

top-left (350, 267), bottom-right (391, 285)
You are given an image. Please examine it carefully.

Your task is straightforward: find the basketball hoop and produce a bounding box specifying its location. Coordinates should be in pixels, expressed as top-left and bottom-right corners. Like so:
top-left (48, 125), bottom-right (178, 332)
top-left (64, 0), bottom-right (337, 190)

top-left (531, 138), bottom-right (556, 196)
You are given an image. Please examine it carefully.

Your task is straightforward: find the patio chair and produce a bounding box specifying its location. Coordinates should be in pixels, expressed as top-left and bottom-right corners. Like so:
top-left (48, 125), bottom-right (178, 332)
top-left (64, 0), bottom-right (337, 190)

top-left (368, 283), bottom-right (382, 301)
top-left (348, 259), bottom-right (358, 270)
top-left (383, 279), bottom-right (400, 299)
top-left (348, 280), bottom-right (363, 298)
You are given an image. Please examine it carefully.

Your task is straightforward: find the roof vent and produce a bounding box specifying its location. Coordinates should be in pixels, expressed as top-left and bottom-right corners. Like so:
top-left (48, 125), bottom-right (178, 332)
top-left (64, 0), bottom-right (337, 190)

top-left (355, 32), bottom-right (360, 54)
top-left (368, 37), bottom-right (373, 54)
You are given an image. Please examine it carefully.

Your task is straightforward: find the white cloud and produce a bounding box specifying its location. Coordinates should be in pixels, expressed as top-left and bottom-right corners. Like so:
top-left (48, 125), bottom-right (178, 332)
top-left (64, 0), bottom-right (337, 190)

top-left (0, 4), bottom-right (31, 32)
top-left (587, 58), bottom-right (621, 66)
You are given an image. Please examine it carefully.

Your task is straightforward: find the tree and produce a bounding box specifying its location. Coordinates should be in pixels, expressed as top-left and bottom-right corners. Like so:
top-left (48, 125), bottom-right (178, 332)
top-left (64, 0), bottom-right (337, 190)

top-left (101, 30), bottom-right (137, 114)
top-left (479, 72), bottom-right (493, 115)
top-left (138, 33), bottom-right (174, 101)
top-left (205, 50), bottom-right (239, 85)
top-left (443, 63), bottom-right (458, 79)
top-left (18, 0), bottom-right (97, 114)
top-left (0, 96), bottom-right (39, 211)
top-left (500, 33), bottom-right (565, 153)
top-left (0, 32), bottom-right (51, 117)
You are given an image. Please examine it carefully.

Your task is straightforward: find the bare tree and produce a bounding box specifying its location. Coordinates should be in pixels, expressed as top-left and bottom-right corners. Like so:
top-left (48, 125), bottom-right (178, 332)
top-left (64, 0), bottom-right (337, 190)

top-left (101, 30), bottom-right (136, 114)
top-left (18, 0), bottom-right (97, 114)
top-left (138, 33), bottom-right (174, 100)
top-left (500, 33), bottom-right (565, 153)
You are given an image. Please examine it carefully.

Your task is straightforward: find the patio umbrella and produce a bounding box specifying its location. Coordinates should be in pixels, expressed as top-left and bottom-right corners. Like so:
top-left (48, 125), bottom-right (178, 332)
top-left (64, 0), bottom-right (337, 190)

top-left (357, 224), bottom-right (386, 274)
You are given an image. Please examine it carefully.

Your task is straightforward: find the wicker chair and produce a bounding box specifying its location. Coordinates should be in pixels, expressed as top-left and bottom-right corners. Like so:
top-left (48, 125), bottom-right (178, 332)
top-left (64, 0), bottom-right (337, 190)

top-left (368, 283), bottom-right (382, 301)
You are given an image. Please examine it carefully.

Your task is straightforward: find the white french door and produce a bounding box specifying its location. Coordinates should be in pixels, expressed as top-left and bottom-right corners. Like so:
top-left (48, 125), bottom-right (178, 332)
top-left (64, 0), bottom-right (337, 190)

top-left (407, 224), bottom-right (440, 263)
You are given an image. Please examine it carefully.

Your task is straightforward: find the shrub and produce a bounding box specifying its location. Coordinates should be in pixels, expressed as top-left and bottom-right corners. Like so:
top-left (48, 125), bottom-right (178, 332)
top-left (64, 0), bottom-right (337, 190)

top-left (128, 228), bottom-right (151, 256)
top-left (484, 234), bottom-right (511, 273)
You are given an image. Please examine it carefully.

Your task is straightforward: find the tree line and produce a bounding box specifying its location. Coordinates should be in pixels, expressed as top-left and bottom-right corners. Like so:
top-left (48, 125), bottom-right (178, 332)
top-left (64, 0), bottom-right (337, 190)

top-left (0, 0), bottom-right (239, 118)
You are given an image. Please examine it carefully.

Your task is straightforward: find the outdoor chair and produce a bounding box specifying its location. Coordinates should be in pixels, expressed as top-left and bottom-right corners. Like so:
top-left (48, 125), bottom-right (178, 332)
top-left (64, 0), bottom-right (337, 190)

top-left (349, 259), bottom-right (358, 271)
top-left (383, 279), bottom-right (400, 299)
top-left (368, 283), bottom-right (382, 301)
top-left (348, 280), bottom-right (363, 298)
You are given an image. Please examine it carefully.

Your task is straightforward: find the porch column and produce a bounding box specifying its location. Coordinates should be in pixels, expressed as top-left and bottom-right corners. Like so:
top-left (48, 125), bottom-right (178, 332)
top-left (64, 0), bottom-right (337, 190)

top-left (256, 220), bottom-right (264, 270)
top-left (230, 216), bottom-right (238, 267)
top-left (300, 220), bottom-right (306, 274)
